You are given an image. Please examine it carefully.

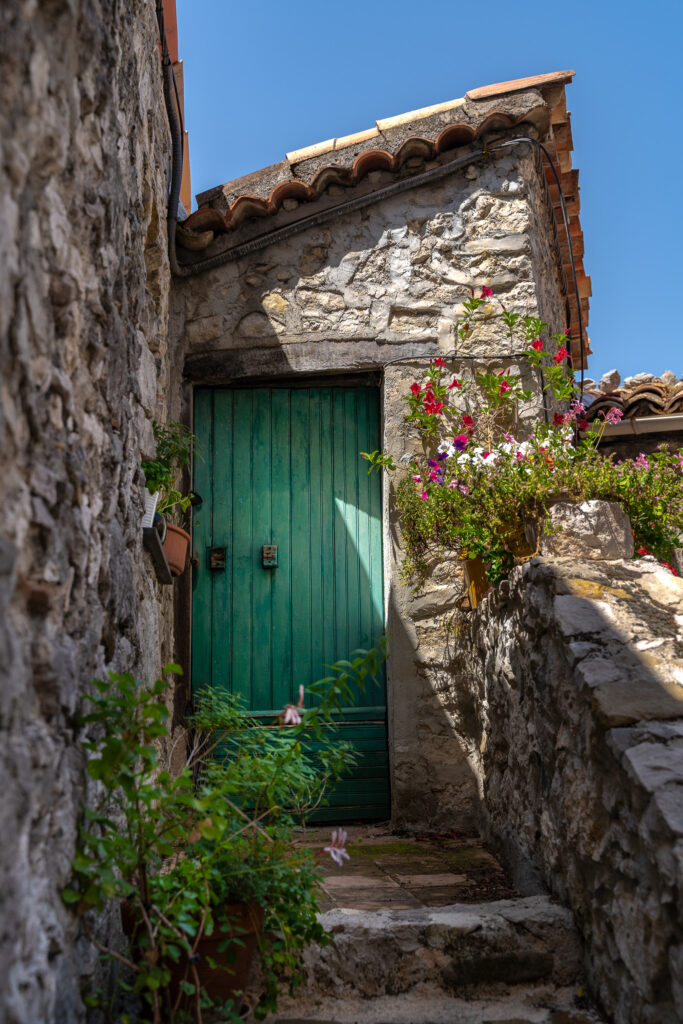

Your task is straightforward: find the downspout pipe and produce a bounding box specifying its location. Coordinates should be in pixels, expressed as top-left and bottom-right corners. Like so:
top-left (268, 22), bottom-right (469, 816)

top-left (155, 0), bottom-right (185, 278)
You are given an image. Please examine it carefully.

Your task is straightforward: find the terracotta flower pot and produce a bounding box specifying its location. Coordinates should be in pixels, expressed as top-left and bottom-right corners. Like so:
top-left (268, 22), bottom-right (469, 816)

top-left (121, 900), bottom-right (264, 1011)
top-left (163, 523), bottom-right (191, 576)
top-left (170, 902), bottom-right (264, 1008)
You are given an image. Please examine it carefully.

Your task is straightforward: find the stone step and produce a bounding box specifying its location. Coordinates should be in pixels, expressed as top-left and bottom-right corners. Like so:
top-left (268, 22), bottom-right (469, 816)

top-left (268, 897), bottom-right (607, 1023)
top-left (274, 986), bottom-right (604, 1023)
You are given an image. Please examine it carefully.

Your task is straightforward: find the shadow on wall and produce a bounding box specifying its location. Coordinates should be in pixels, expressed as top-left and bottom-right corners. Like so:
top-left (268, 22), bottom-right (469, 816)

top-left (463, 552), bottom-right (683, 1024)
top-left (179, 153), bottom-right (534, 387)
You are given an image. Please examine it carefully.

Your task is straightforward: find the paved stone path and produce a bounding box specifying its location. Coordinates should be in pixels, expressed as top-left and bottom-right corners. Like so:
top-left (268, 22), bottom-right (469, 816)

top-left (263, 825), bottom-right (607, 1024)
top-left (297, 823), bottom-right (517, 912)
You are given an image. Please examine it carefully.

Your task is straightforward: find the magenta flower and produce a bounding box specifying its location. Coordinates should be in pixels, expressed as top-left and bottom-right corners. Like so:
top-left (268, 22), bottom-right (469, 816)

top-left (412, 475), bottom-right (422, 482)
top-left (324, 829), bottom-right (350, 867)
top-left (453, 434), bottom-right (469, 451)
top-left (481, 286), bottom-right (493, 298)
top-left (604, 407), bottom-right (624, 425)
top-left (635, 453), bottom-right (650, 469)
top-left (421, 490), bottom-right (428, 500)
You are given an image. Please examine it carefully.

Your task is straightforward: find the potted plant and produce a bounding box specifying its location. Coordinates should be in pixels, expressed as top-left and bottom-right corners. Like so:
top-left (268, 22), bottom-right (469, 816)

top-left (142, 422), bottom-right (197, 576)
top-left (363, 288), bottom-right (683, 596)
top-left (64, 643), bottom-right (386, 1023)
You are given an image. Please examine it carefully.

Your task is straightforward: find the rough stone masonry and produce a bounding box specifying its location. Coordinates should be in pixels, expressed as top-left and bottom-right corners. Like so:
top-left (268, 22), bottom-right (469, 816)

top-left (176, 83), bottom-right (572, 829)
top-left (457, 504), bottom-right (683, 1024)
top-left (0, 2), bottom-right (178, 1021)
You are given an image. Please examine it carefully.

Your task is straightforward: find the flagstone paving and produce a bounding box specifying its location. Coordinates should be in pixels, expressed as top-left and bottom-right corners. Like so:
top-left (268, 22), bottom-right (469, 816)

top-left (295, 823), bottom-right (517, 911)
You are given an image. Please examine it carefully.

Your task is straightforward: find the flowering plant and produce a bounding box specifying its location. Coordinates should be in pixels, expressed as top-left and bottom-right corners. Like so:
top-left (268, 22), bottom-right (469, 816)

top-left (65, 643), bottom-right (385, 1023)
top-left (366, 290), bottom-right (683, 588)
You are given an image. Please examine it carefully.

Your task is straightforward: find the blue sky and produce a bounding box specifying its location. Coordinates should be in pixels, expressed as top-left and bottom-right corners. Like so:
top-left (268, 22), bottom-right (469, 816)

top-left (177, 0), bottom-right (683, 384)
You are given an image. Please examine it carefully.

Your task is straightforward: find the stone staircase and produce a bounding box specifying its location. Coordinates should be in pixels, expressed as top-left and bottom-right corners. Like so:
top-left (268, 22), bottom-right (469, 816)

top-left (270, 897), bottom-right (606, 1023)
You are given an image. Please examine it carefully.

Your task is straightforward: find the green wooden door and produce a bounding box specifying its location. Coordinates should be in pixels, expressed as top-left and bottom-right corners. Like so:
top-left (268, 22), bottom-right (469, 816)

top-left (192, 386), bottom-right (389, 821)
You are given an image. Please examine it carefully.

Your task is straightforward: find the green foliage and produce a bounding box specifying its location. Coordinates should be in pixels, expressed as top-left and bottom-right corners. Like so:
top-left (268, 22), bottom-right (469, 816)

top-left (362, 289), bottom-right (683, 589)
top-left (141, 422), bottom-right (198, 521)
top-left (67, 643), bottom-right (386, 1023)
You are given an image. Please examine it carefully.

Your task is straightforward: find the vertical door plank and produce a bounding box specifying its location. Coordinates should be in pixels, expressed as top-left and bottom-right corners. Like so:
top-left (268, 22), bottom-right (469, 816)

top-left (192, 390), bottom-right (214, 693)
top-left (356, 390), bottom-right (372, 651)
top-left (344, 389), bottom-right (361, 652)
top-left (332, 390), bottom-right (349, 662)
top-left (290, 391), bottom-right (312, 699)
top-left (231, 390), bottom-right (255, 704)
top-left (318, 390), bottom-right (336, 686)
top-left (251, 390), bottom-right (273, 710)
top-left (270, 391), bottom-right (292, 709)
top-left (367, 391), bottom-right (385, 706)
top-left (308, 390), bottom-right (324, 701)
top-left (210, 391), bottom-right (234, 695)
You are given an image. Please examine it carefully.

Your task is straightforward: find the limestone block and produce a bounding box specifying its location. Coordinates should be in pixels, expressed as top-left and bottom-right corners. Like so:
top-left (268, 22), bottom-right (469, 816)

top-left (535, 501), bottom-right (634, 560)
top-left (186, 314), bottom-right (224, 346)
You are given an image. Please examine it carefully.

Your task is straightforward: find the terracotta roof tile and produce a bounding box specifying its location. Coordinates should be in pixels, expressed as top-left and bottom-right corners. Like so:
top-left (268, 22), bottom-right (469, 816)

top-left (183, 71), bottom-right (589, 359)
top-left (375, 96), bottom-right (466, 131)
top-left (465, 70), bottom-right (575, 101)
top-left (335, 126), bottom-right (380, 150)
top-left (584, 377), bottom-right (683, 422)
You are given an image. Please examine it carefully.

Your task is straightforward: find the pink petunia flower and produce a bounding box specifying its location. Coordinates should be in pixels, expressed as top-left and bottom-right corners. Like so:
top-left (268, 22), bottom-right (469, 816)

top-left (282, 685), bottom-right (305, 725)
top-left (323, 829), bottom-right (350, 867)
top-left (453, 434), bottom-right (469, 451)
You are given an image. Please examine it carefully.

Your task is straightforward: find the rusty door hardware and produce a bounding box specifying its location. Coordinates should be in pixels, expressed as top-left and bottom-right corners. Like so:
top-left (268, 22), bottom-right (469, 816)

top-left (262, 545), bottom-right (278, 568)
top-left (209, 547), bottom-right (226, 570)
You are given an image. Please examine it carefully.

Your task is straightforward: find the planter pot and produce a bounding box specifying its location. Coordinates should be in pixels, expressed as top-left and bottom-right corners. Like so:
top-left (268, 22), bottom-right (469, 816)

top-left (170, 902), bottom-right (264, 1008)
top-left (121, 900), bottom-right (264, 1012)
top-left (163, 523), bottom-right (191, 576)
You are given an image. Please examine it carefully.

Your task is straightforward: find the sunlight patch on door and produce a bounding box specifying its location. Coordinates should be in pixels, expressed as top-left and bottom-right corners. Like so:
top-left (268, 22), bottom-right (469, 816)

top-left (334, 496), bottom-right (382, 620)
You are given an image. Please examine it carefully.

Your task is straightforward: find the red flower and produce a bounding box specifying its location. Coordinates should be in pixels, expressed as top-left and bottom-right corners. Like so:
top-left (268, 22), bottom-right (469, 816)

top-left (531, 338), bottom-right (543, 352)
top-left (481, 286), bottom-right (493, 299)
top-left (424, 398), bottom-right (443, 416)
top-left (432, 357), bottom-right (446, 368)
top-left (578, 418), bottom-right (588, 430)
top-left (553, 346), bottom-right (569, 364)
top-left (563, 327), bottom-right (571, 335)
top-left (499, 381), bottom-right (512, 395)
top-left (553, 412), bottom-right (567, 426)
top-left (448, 377), bottom-right (461, 389)
top-left (424, 381), bottom-right (434, 392)
top-left (410, 382), bottom-right (421, 395)
top-left (462, 415), bottom-right (475, 429)
top-left (636, 546), bottom-right (650, 557)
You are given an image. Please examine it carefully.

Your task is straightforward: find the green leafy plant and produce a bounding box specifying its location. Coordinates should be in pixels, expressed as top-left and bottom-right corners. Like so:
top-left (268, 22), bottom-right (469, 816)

top-left (142, 422), bottom-right (198, 521)
top-left (364, 288), bottom-right (683, 588)
top-left (66, 643), bottom-right (386, 1023)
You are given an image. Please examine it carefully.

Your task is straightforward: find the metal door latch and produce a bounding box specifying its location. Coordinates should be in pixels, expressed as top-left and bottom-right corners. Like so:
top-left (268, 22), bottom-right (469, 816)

top-left (262, 545), bottom-right (278, 568)
top-left (209, 547), bottom-right (226, 570)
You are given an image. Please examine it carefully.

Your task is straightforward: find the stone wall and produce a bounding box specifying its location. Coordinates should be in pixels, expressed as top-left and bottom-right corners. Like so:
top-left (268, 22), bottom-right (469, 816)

top-left (457, 519), bottom-right (683, 1023)
top-left (0, 3), bottom-right (176, 1020)
top-left (178, 146), bottom-right (569, 828)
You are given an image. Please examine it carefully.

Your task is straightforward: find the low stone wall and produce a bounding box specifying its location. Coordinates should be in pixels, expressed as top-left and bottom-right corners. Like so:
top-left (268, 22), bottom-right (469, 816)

top-left (458, 517), bottom-right (683, 1023)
